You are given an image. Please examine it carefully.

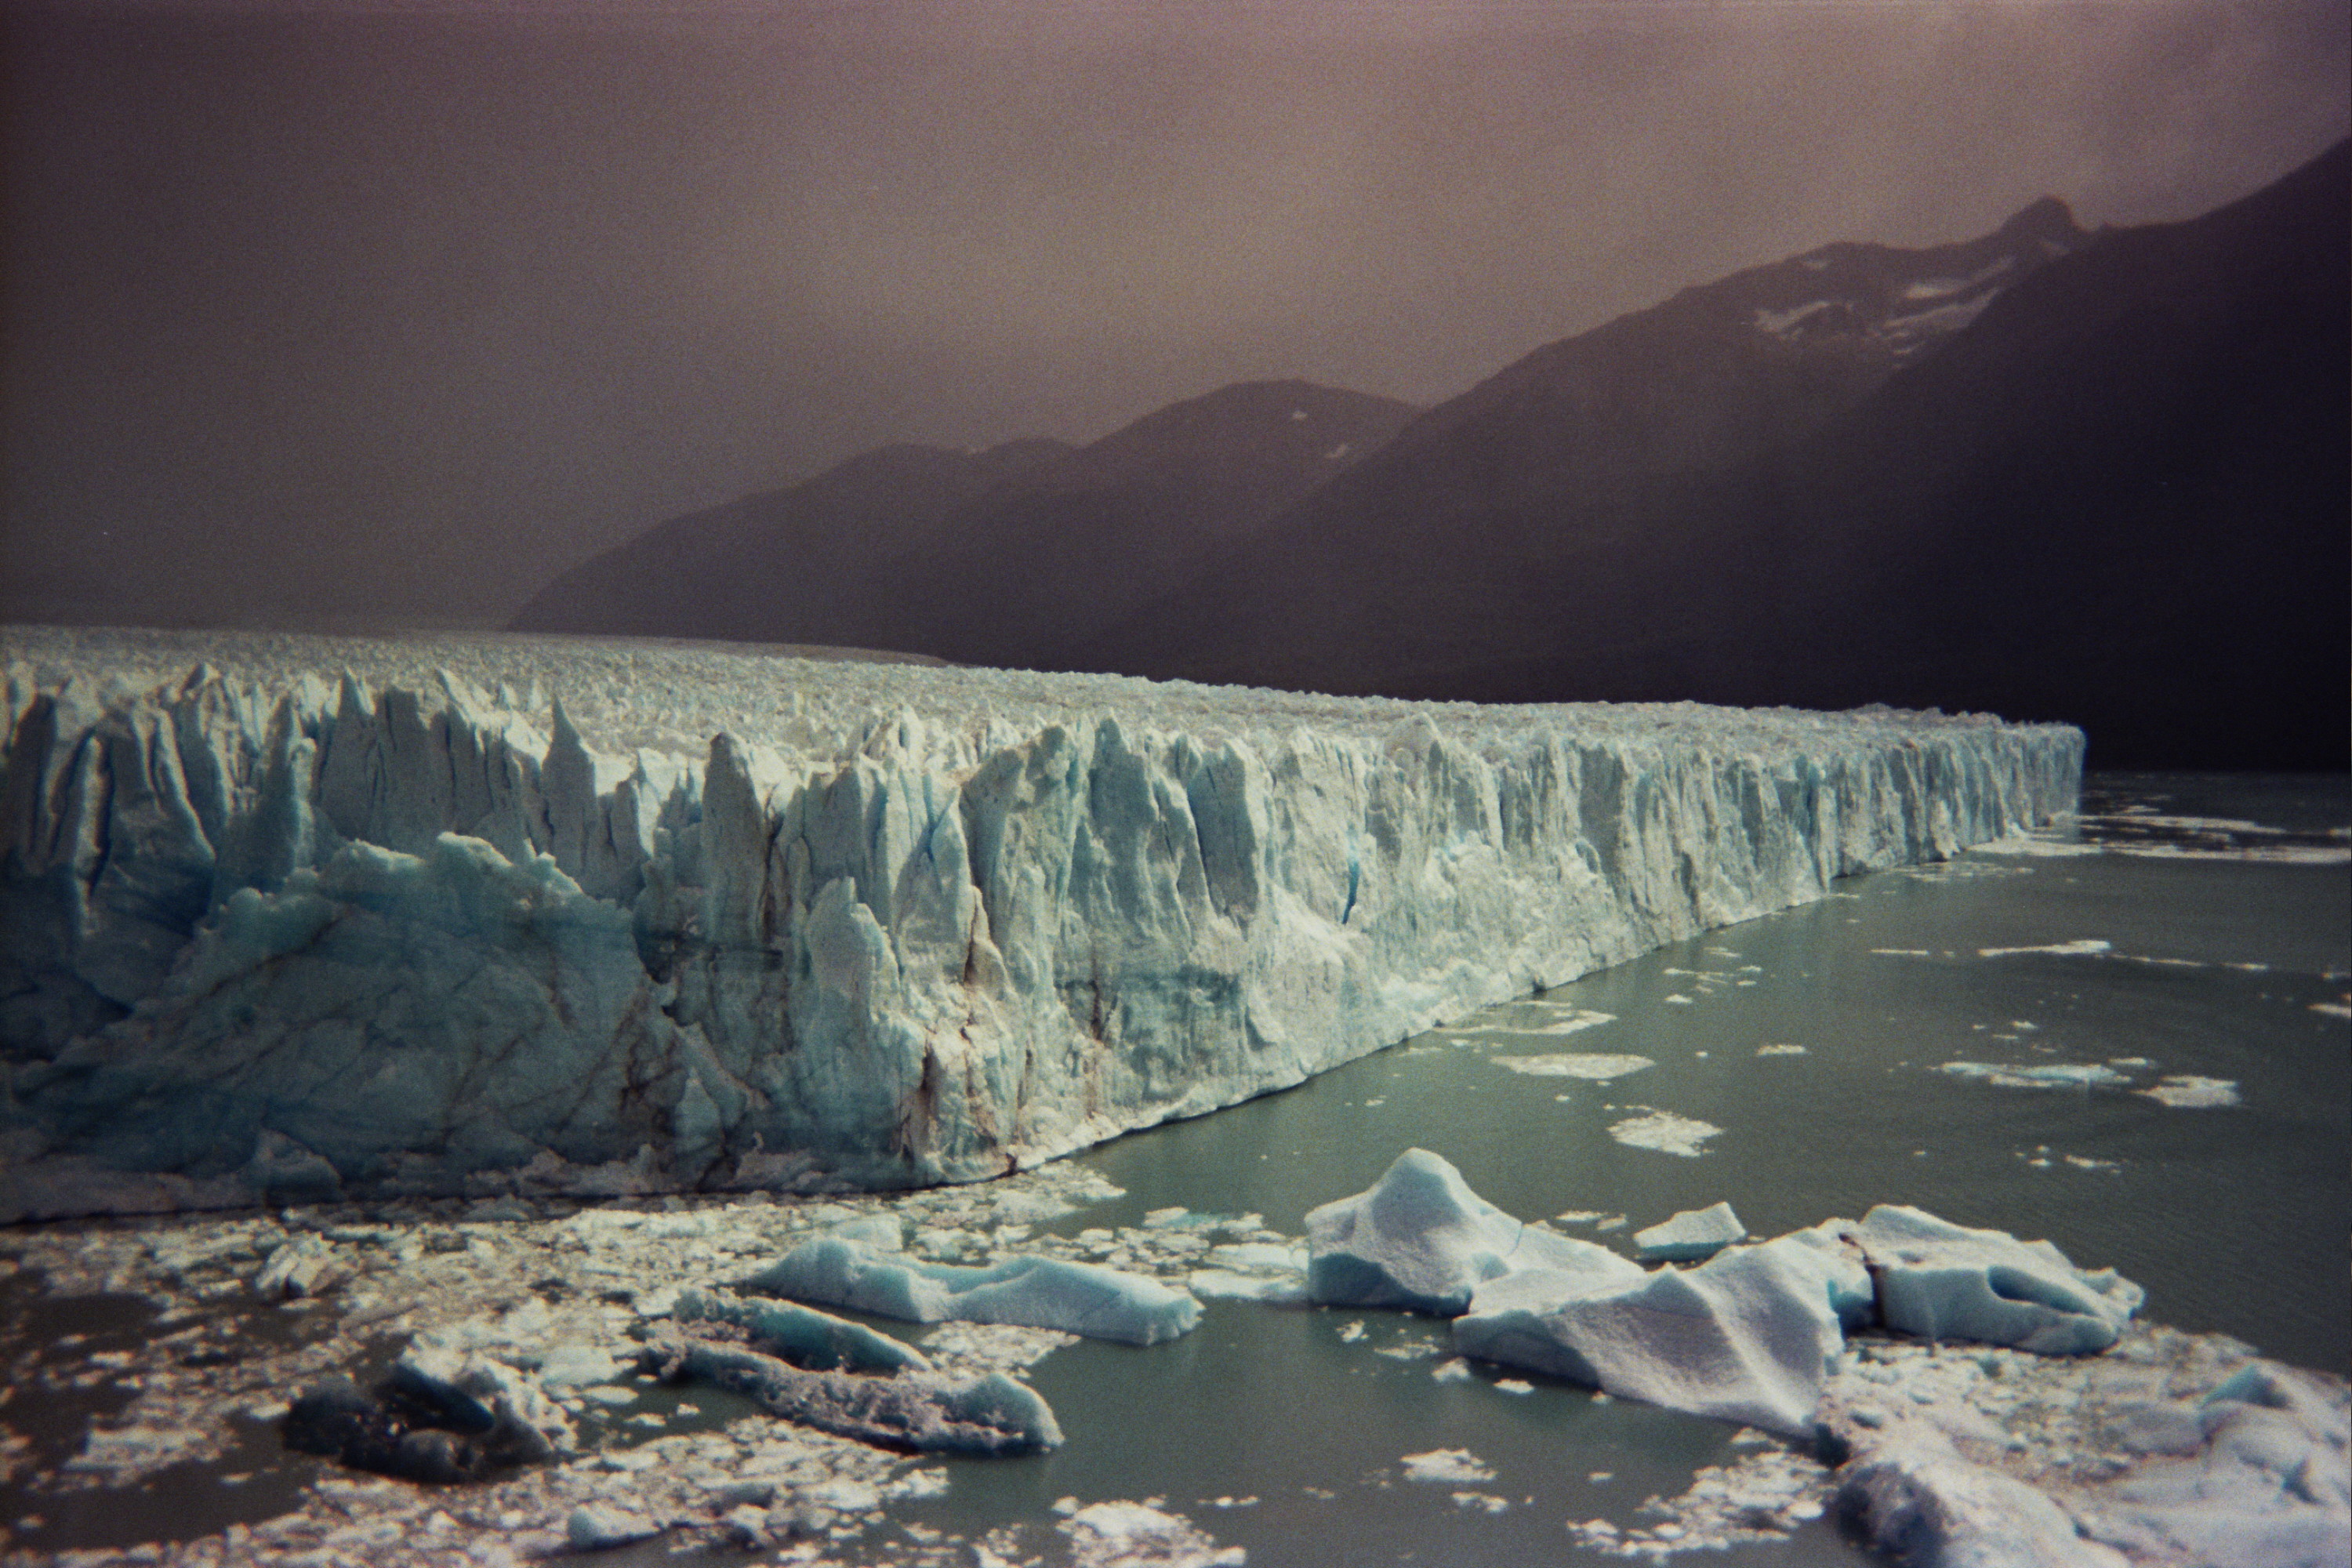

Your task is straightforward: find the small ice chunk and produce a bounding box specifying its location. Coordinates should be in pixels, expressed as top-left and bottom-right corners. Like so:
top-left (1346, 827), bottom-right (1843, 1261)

top-left (828, 1213), bottom-right (905, 1250)
top-left (1494, 1054), bottom-right (1653, 1080)
top-left (1976, 939), bottom-right (2112, 958)
top-left (1635, 1203), bottom-right (1746, 1263)
top-left (1607, 1111), bottom-right (1722, 1156)
top-left (1058, 1501), bottom-right (1243, 1567)
top-left (535, 1342), bottom-right (626, 1388)
top-left (2136, 1076), bottom-right (2240, 1108)
top-left (389, 1339), bottom-right (575, 1462)
top-left (1188, 1269), bottom-right (1306, 1304)
top-left (1530, 1008), bottom-right (1616, 1035)
top-left (1401, 1447), bottom-right (1494, 1483)
top-left (568, 1504), bottom-right (659, 1550)
top-left (1757, 1043), bottom-right (1808, 1057)
top-left (1939, 1062), bottom-right (2129, 1089)
top-left (1305, 1149), bottom-right (1642, 1315)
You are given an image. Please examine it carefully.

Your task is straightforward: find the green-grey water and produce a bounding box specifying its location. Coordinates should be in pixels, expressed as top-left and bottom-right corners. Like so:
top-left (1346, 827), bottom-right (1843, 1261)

top-left (889, 772), bottom-right (2352, 1564)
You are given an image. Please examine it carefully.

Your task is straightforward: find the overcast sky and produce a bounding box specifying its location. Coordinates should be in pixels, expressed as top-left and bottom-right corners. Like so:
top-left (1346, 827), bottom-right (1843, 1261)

top-left (4, 0), bottom-right (2346, 632)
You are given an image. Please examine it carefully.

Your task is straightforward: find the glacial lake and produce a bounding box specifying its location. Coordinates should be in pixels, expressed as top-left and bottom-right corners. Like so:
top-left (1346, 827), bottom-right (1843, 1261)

top-left (6, 771), bottom-right (2346, 1565)
top-left (890, 771), bottom-right (2350, 1566)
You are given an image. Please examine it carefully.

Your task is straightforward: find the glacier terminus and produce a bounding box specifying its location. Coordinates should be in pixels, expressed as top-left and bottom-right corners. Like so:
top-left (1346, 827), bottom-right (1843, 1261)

top-left (0, 626), bottom-right (2082, 1218)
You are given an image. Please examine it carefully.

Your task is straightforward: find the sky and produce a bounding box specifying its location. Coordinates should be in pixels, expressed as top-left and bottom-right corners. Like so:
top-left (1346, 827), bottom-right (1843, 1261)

top-left (3, 0), bottom-right (2347, 633)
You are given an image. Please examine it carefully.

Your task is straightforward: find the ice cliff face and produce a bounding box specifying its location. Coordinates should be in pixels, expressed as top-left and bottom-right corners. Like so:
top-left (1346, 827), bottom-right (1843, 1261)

top-left (0, 627), bottom-right (2082, 1216)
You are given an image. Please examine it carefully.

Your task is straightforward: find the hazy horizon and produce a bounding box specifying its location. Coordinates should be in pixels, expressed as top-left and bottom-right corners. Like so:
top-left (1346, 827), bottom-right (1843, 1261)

top-left (4, 0), bottom-right (2347, 633)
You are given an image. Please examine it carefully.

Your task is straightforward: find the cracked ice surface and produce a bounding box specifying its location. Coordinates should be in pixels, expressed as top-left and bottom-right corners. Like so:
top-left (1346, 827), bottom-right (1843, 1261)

top-left (0, 626), bottom-right (2079, 1211)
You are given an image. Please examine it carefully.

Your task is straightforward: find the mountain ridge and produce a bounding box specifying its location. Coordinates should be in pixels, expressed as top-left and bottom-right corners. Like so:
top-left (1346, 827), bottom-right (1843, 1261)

top-left (511, 147), bottom-right (2347, 768)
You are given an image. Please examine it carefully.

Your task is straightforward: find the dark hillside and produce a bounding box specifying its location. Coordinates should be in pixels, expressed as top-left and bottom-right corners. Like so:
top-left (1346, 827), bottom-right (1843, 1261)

top-left (1098, 143), bottom-right (2347, 770)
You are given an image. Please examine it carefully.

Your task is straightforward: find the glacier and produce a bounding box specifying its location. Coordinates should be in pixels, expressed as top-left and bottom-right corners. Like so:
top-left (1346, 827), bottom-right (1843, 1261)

top-left (0, 626), bottom-right (2082, 1216)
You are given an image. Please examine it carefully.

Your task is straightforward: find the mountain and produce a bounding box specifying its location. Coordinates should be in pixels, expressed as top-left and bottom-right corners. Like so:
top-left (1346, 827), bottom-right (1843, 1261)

top-left (508, 438), bottom-right (1073, 648)
top-left (1093, 143), bottom-right (2347, 770)
top-left (512, 380), bottom-right (1417, 665)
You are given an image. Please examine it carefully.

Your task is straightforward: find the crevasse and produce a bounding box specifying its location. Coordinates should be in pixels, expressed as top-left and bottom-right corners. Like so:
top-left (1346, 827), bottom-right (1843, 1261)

top-left (0, 627), bottom-right (2081, 1216)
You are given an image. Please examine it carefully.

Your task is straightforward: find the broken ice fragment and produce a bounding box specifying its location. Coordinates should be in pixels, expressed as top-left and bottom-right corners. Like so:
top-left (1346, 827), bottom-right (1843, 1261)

top-left (642, 1322), bottom-right (1061, 1454)
top-left (1976, 939), bottom-right (2112, 958)
top-left (672, 1286), bottom-right (928, 1374)
top-left (1607, 1111), bottom-right (1722, 1156)
top-left (2135, 1076), bottom-right (2240, 1109)
top-left (1938, 1062), bottom-right (2129, 1089)
top-left (1058, 1501), bottom-right (1243, 1568)
top-left (1492, 1054), bottom-right (1654, 1080)
top-left (1635, 1203), bottom-right (1747, 1263)
top-left (1305, 1149), bottom-right (1641, 1315)
top-left (1454, 1229), bottom-right (1871, 1438)
top-left (746, 1237), bottom-right (1201, 1345)
top-left (1401, 1447), bottom-right (1495, 1483)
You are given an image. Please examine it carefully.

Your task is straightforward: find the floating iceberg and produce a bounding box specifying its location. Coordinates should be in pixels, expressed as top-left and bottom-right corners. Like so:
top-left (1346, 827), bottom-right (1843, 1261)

top-left (641, 1320), bottom-right (1061, 1455)
top-left (746, 1236), bottom-right (1201, 1345)
top-left (0, 626), bottom-right (2080, 1213)
top-left (1453, 1231), bottom-right (1871, 1438)
top-left (1305, 1148), bottom-right (1642, 1315)
top-left (281, 1335), bottom-right (578, 1485)
top-left (1305, 1149), bottom-right (2140, 1437)
top-left (670, 1286), bottom-right (928, 1374)
top-left (1846, 1204), bottom-right (2143, 1354)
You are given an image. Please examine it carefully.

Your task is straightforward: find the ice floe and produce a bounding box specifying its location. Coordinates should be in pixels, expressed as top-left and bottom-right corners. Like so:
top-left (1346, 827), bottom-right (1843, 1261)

top-left (1400, 1447), bottom-right (1494, 1483)
top-left (2135, 1075), bottom-right (2241, 1108)
top-left (1978, 938), bottom-right (2114, 958)
top-left (1606, 1110), bottom-right (1723, 1156)
top-left (1057, 1500), bottom-right (1246, 1567)
top-left (1491, 1053), bottom-right (1654, 1080)
top-left (1939, 1062), bottom-right (2132, 1089)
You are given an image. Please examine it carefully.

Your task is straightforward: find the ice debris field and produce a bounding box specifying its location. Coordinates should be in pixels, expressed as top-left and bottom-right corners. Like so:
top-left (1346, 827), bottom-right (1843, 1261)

top-left (2, 1145), bottom-right (2342, 1568)
top-left (1, 624), bottom-right (2079, 1216)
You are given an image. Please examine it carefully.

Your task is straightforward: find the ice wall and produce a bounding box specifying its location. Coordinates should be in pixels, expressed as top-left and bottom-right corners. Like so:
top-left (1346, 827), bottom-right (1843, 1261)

top-left (1, 627), bottom-right (2082, 1217)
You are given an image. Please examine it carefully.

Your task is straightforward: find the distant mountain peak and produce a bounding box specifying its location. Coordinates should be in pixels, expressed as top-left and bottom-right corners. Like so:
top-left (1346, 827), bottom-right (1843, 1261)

top-left (1995, 194), bottom-right (2085, 249)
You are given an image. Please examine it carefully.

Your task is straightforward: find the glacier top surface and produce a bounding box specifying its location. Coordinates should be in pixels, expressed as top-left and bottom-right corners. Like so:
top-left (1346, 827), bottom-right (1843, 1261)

top-left (2, 623), bottom-right (2073, 766)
